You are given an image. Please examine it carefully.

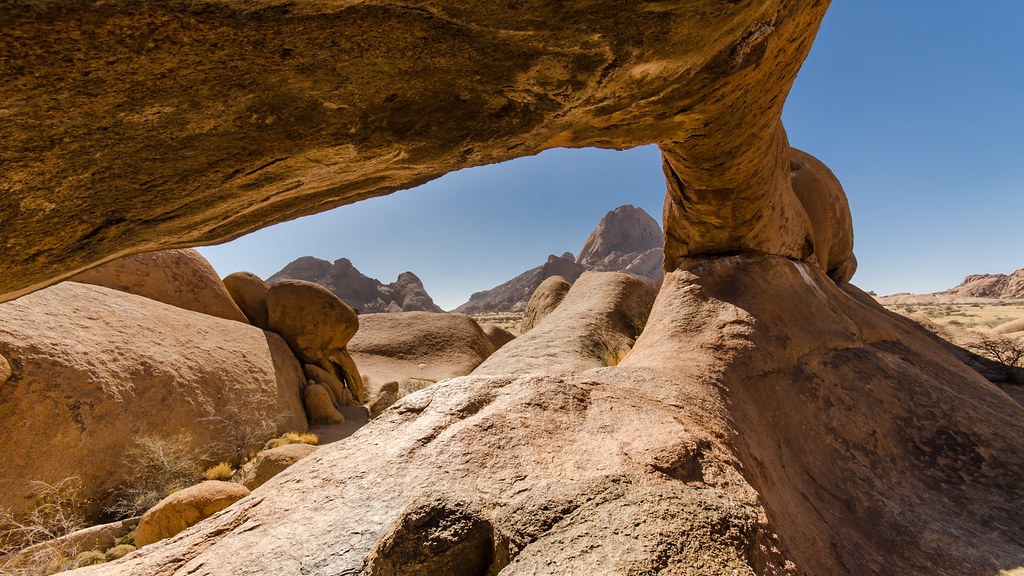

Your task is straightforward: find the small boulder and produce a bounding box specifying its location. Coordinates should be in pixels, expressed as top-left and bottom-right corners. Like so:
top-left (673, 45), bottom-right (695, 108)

top-left (520, 275), bottom-right (572, 333)
top-left (368, 381), bottom-right (400, 419)
top-left (69, 249), bottom-right (248, 323)
top-left (304, 383), bottom-right (345, 424)
top-left (993, 318), bottom-right (1024, 336)
top-left (223, 271), bottom-right (271, 329)
top-left (479, 323), bottom-right (516, 351)
top-left (239, 443), bottom-right (318, 490)
top-left (134, 481), bottom-right (250, 547)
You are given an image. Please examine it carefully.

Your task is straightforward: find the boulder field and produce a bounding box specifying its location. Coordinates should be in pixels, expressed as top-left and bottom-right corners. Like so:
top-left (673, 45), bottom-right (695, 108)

top-left (67, 255), bottom-right (1024, 576)
top-left (0, 282), bottom-right (307, 521)
top-left (3, 1), bottom-right (1023, 573)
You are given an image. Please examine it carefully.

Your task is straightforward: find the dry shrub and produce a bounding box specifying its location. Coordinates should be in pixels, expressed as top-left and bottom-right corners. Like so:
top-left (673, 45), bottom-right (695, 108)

top-left (105, 434), bottom-right (202, 520)
top-left (104, 544), bottom-right (135, 561)
top-left (0, 478), bottom-right (87, 576)
top-left (202, 462), bottom-right (235, 482)
top-left (73, 550), bottom-right (106, 567)
top-left (263, 432), bottom-right (318, 451)
top-left (202, 404), bottom-right (285, 467)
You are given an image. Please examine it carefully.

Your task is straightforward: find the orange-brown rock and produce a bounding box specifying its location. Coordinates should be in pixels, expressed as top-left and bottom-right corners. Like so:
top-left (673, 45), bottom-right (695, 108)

top-left (303, 383), bottom-right (345, 425)
top-left (223, 271), bottom-right (271, 329)
top-left (0, 1), bottom-right (832, 302)
top-left (69, 249), bottom-right (248, 323)
top-left (478, 323), bottom-right (516, 351)
top-left (520, 275), bottom-right (572, 333)
top-left (134, 481), bottom-right (250, 548)
top-left (239, 443), bottom-right (318, 490)
top-left (0, 282), bottom-right (306, 521)
top-left (788, 147), bottom-right (856, 281)
top-left (348, 312), bottom-right (496, 402)
top-left (475, 272), bottom-right (656, 376)
top-left (68, 256), bottom-right (1024, 576)
top-left (266, 280), bottom-right (364, 404)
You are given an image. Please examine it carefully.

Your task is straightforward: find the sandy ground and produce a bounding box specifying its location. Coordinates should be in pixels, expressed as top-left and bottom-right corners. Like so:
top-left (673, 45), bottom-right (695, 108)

top-left (470, 311), bottom-right (524, 336)
top-left (876, 296), bottom-right (1024, 335)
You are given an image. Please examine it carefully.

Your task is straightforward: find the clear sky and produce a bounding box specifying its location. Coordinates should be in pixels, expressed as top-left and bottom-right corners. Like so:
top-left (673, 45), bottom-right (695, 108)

top-left (199, 1), bottom-right (1024, 311)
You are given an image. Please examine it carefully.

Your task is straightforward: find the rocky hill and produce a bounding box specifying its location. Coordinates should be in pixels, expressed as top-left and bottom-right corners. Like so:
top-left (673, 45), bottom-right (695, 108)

top-left (455, 205), bottom-right (663, 313)
top-left (942, 268), bottom-right (1024, 299)
top-left (267, 257), bottom-right (442, 314)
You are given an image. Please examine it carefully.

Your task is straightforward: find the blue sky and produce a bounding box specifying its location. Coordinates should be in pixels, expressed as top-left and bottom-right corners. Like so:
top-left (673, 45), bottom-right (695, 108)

top-left (200, 1), bottom-right (1023, 310)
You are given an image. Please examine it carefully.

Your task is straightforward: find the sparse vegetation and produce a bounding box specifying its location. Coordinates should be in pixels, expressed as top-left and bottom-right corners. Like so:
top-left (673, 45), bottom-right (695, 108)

top-left (104, 544), bottom-right (136, 561)
top-left (0, 478), bottom-right (87, 576)
top-left (263, 432), bottom-right (319, 451)
top-left (105, 434), bottom-right (202, 520)
top-left (202, 462), bottom-right (235, 482)
top-left (73, 550), bottom-right (106, 567)
top-left (202, 403), bottom-right (285, 467)
top-left (968, 334), bottom-right (1024, 383)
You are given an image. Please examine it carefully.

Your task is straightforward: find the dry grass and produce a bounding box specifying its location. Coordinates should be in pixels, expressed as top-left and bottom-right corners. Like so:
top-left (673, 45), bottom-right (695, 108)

top-left (878, 298), bottom-right (1024, 334)
top-left (202, 462), bottom-right (235, 482)
top-left (104, 544), bottom-right (135, 561)
top-left (263, 432), bottom-right (319, 451)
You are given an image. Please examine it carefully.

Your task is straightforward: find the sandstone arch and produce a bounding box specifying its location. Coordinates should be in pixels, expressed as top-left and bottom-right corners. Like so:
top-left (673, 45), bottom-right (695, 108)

top-left (1, 0), bottom-right (830, 301)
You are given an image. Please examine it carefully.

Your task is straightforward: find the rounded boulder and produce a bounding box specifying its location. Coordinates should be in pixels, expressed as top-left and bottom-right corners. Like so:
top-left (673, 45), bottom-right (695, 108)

top-left (134, 481), bottom-right (250, 548)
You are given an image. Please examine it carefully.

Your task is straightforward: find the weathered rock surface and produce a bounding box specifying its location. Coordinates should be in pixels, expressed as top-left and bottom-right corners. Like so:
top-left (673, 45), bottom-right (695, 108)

top-left (238, 443), bottom-right (318, 490)
top-left (348, 312), bottom-right (496, 402)
top-left (134, 481), bottom-right (250, 548)
top-left (0, 282), bottom-right (306, 521)
top-left (475, 272), bottom-right (656, 376)
top-left (69, 255), bottom-right (1024, 576)
top-left (520, 275), bottom-right (572, 333)
top-left (788, 147), bottom-right (856, 281)
top-left (69, 249), bottom-right (248, 323)
top-left (577, 205), bottom-right (664, 281)
top-left (455, 253), bottom-right (585, 314)
top-left (269, 257), bottom-right (443, 313)
top-left (266, 279), bottom-right (365, 404)
top-left (222, 271), bottom-right (271, 329)
top-left (0, 1), bottom-right (832, 302)
top-left (943, 268), bottom-right (1024, 299)
top-left (479, 323), bottom-right (516, 351)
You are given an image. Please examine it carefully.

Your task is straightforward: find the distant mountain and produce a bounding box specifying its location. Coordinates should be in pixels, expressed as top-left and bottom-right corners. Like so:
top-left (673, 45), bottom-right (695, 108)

top-left (455, 252), bottom-right (586, 314)
top-left (942, 268), bottom-right (1024, 299)
top-left (267, 257), bottom-right (443, 313)
top-left (454, 205), bottom-right (663, 313)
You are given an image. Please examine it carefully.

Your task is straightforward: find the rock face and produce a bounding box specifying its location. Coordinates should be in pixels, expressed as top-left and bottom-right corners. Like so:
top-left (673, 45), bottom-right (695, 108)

top-left (476, 272), bottom-right (656, 376)
top-left (0, 282), bottom-right (307, 521)
top-left (238, 443), bottom-right (318, 490)
top-left (69, 249), bottom-right (249, 323)
top-left (268, 257), bottom-right (443, 313)
top-left (0, 1), bottom-right (832, 302)
top-left (943, 268), bottom-right (1024, 299)
top-left (222, 271), bottom-right (271, 329)
top-left (455, 253), bottom-right (586, 314)
top-left (69, 256), bottom-right (1024, 576)
top-left (520, 275), bottom-right (572, 333)
top-left (788, 148), bottom-right (857, 282)
top-left (348, 312), bottom-right (497, 402)
top-left (134, 481), bottom-right (250, 548)
top-left (577, 205), bottom-right (664, 279)
top-left (266, 280), bottom-right (365, 405)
